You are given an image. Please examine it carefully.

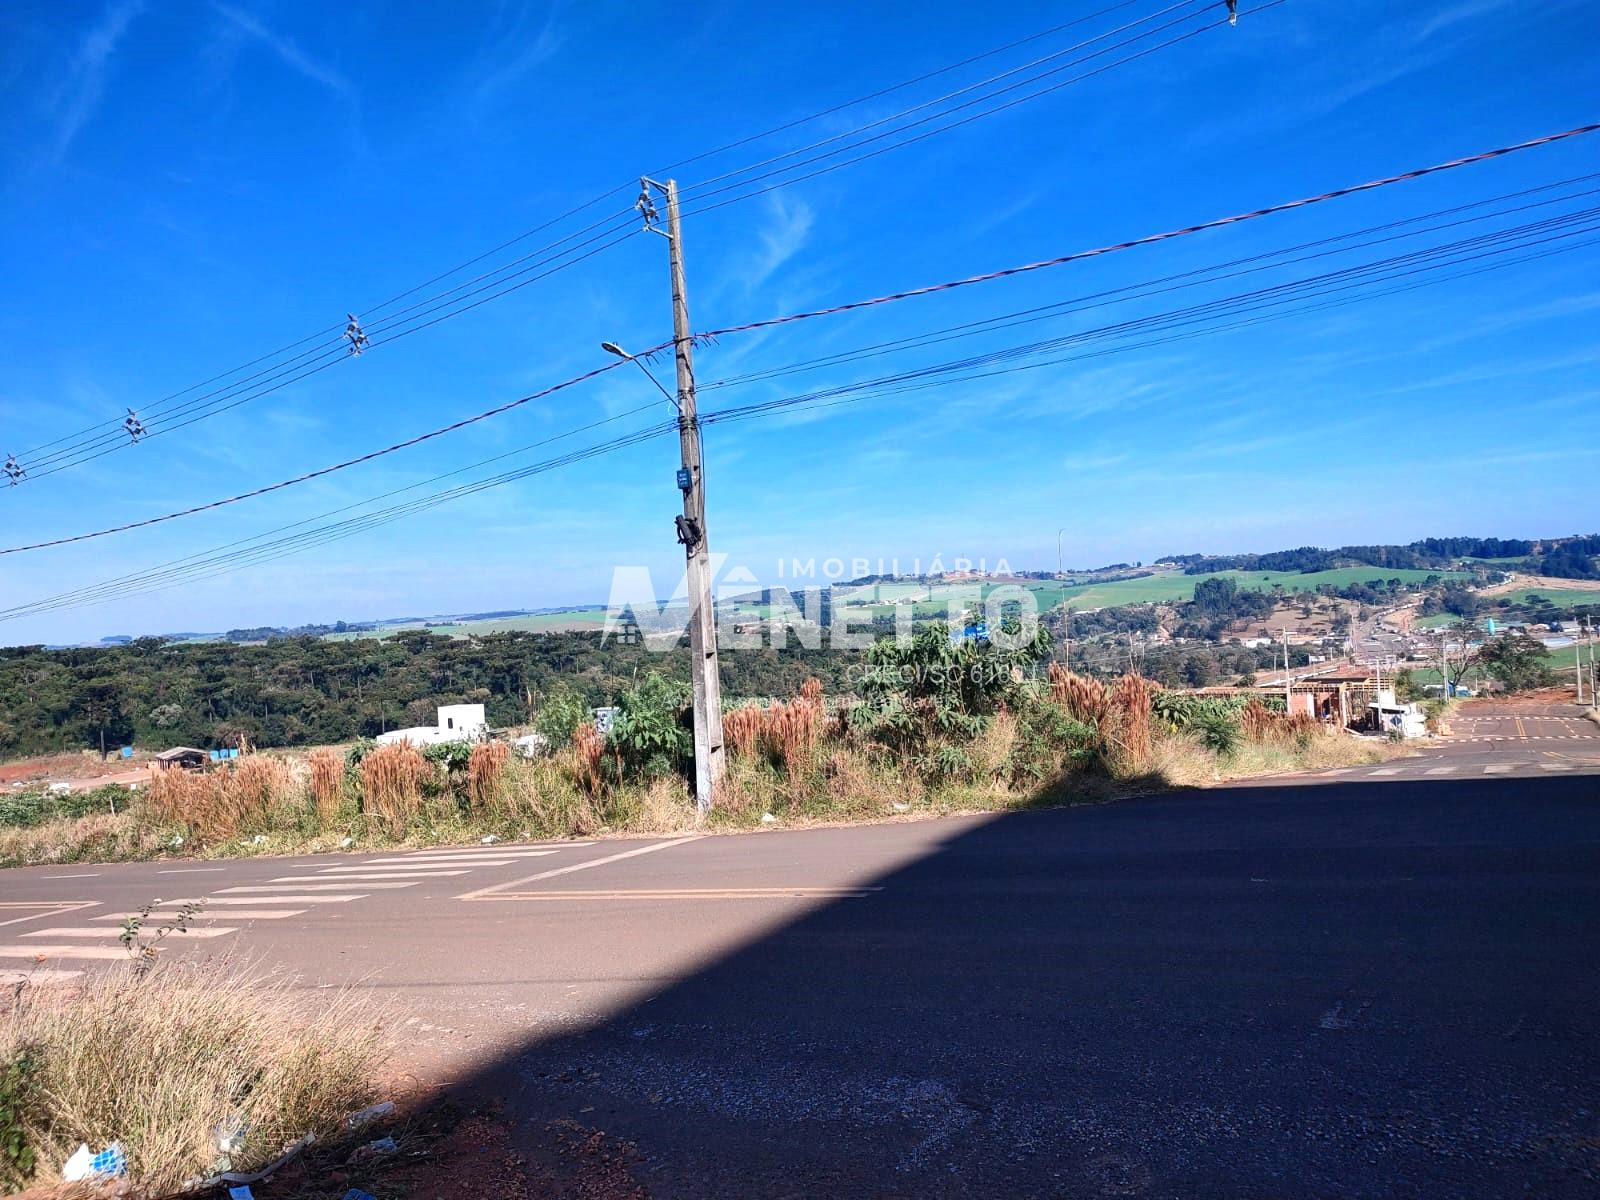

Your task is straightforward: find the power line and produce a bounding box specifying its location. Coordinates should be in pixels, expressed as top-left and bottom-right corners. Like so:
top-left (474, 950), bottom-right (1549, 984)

top-left (9, 197), bottom-right (1587, 620)
top-left (0, 358), bottom-right (636, 555)
top-left (692, 121), bottom-right (1600, 342)
top-left (702, 173), bottom-right (1600, 392)
top-left (8, 118), bottom-right (1590, 557)
top-left (674, 0), bottom-right (1211, 206)
top-left (697, 213), bottom-right (1600, 430)
top-left (8, 185), bottom-right (1593, 619)
top-left (7, 2), bottom-right (1211, 484)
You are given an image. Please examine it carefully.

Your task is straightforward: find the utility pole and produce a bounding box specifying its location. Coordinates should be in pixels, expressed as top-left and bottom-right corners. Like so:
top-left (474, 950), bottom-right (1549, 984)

top-left (1281, 626), bottom-right (1293, 713)
top-left (1577, 623), bottom-right (1586, 705)
top-left (644, 176), bottom-right (725, 812)
top-left (1056, 526), bottom-right (1072, 670)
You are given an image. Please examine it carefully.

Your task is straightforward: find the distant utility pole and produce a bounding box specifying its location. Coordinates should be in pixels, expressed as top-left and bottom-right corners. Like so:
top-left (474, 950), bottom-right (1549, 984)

top-left (1577, 623), bottom-right (1587, 705)
top-left (1056, 526), bottom-right (1072, 671)
top-left (1281, 627), bottom-right (1293, 713)
top-left (640, 176), bottom-right (725, 812)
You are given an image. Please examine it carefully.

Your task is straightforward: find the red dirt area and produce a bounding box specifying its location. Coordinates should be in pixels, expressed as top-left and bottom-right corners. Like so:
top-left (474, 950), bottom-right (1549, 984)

top-left (0, 754), bottom-right (96, 785)
top-left (0, 753), bottom-right (151, 790)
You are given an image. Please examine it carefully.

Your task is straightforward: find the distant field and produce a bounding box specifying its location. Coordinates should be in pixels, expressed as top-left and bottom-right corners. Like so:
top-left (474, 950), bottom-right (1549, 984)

top-left (325, 610), bottom-right (608, 640)
top-left (312, 564), bottom-right (1478, 642)
top-left (1046, 566), bottom-right (1467, 611)
top-left (824, 566), bottom-right (1469, 622)
top-left (1493, 588), bottom-right (1600, 610)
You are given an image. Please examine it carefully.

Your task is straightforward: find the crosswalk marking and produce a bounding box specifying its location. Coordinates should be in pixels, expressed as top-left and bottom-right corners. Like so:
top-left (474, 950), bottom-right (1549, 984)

top-left (315, 870), bottom-right (476, 876)
top-left (361, 851), bottom-right (557, 865)
top-left (275, 871), bottom-right (469, 881)
top-left (0, 944), bottom-right (135, 960)
top-left (1539, 763), bottom-right (1574, 771)
top-left (1424, 766), bottom-right (1458, 775)
top-left (90, 909), bottom-right (305, 920)
top-left (195, 895), bottom-right (362, 905)
top-left (1370, 767), bottom-right (1402, 776)
top-left (0, 968), bottom-right (83, 986)
top-left (1483, 764), bottom-right (1514, 773)
top-left (22, 926), bottom-right (238, 939)
top-left (225, 882), bottom-right (419, 893)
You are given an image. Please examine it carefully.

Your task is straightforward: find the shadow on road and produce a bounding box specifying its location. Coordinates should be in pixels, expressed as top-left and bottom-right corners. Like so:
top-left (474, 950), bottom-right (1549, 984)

top-left (448, 774), bottom-right (1600, 1198)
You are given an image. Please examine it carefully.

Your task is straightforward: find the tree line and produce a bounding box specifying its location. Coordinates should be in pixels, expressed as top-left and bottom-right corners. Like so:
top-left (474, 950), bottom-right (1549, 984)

top-left (0, 631), bottom-right (859, 760)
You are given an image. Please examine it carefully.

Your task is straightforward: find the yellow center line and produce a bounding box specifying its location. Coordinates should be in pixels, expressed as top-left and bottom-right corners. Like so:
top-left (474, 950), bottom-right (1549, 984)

top-left (1515, 716), bottom-right (1528, 739)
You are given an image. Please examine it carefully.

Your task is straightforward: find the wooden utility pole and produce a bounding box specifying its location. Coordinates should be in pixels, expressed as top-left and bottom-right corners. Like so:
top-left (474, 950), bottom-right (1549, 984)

top-left (655, 177), bottom-right (725, 811)
top-left (1281, 627), bottom-right (1293, 713)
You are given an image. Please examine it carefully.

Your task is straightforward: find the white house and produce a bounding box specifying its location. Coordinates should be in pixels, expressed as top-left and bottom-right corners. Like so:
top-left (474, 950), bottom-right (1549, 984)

top-left (376, 703), bottom-right (488, 748)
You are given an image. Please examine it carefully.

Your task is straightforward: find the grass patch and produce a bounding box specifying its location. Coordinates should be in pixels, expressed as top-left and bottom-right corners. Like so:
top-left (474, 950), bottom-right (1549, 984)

top-left (1, 674), bottom-right (1409, 869)
top-left (1, 958), bottom-right (387, 1193)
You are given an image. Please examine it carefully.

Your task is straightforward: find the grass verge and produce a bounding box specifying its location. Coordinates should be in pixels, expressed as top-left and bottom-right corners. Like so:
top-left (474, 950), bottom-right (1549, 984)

top-left (0, 958), bottom-right (387, 1194)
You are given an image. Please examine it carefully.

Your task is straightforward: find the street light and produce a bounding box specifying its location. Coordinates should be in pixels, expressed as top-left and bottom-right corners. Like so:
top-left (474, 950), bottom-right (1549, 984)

top-left (601, 341), bottom-right (680, 412)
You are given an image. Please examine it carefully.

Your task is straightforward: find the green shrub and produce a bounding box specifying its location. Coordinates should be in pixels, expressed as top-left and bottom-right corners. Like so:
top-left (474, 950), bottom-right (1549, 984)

top-left (1007, 702), bottom-right (1103, 782)
top-left (534, 684), bottom-right (590, 748)
top-left (0, 1049), bottom-right (37, 1189)
top-left (610, 673), bottom-right (692, 779)
top-left (1191, 709), bottom-right (1242, 756)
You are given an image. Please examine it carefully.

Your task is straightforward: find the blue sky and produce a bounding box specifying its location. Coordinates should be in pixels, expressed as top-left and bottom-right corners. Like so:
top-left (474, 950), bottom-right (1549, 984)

top-left (1, 0), bottom-right (1597, 644)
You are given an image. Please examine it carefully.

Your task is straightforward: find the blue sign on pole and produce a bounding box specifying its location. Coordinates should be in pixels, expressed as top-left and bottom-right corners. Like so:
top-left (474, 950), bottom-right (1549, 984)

top-left (120, 745), bottom-right (133, 759)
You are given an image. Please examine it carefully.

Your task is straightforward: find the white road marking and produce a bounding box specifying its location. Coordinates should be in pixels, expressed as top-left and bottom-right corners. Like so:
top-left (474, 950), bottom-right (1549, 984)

top-left (0, 968), bottom-right (83, 986)
top-left (1370, 767), bottom-right (1402, 776)
top-left (91, 909), bottom-right (306, 920)
top-left (225, 882), bottom-right (418, 892)
top-left (1539, 763), bottom-right (1574, 771)
top-left (0, 901), bottom-right (100, 929)
top-left (23, 926), bottom-right (238, 939)
top-left (1424, 766), bottom-right (1458, 775)
top-left (1483, 764), bottom-right (1514, 774)
top-left (0, 944), bottom-right (136, 960)
top-left (317, 864), bottom-right (479, 874)
top-left (459, 836), bottom-right (703, 900)
top-left (159, 867), bottom-right (226, 874)
top-left (484, 886), bottom-right (883, 901)
top-left (42, 873), bottom-right (100, 879)
top-left (362, 851), bottom-right (557, 864)
top-left (193, 895), bottom-right (362, 905)
top-left (278, 871), bottom-right (469, 881)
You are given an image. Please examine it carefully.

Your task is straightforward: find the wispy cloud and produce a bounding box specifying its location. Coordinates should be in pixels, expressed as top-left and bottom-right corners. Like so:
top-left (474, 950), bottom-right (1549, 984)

top-left (1413, 0), bottom-right (1516, 42)
top-left (472, 6), bottom-right (563, 103)
top-left (746, 195), bottom-right (815, 290)
top-left (211, 2), bottom-right (354, 100)
top-left (43, 0), bottom-right (145, 165)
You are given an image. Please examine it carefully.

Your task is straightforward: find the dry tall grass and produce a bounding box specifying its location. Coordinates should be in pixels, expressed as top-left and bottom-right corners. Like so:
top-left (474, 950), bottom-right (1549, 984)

top-left (146, 756), bottom-right (298, 846)
top-left (570, 724), bottom-right (605, 797)
top-left (359, 743), bottom-right (430, 838)
top-left (722, 679), bottom-right (825, 776)
top-left (307, 748), bottom-right (344, 823)
top-left (1110, 674), bottom-right (1153, 770)
top-left (467, 739), bottom-right (510, 809)
top-left (722, 706), bottom-right (764, 758)
top-left (1048, 664), bottom-right (1111, 731)
top-left (1, 960), bottom-right (386, 1193)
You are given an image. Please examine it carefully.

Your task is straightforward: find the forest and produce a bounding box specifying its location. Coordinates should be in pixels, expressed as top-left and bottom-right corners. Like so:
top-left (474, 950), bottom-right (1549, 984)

top-left (0, 630), bottom-right (859, 760)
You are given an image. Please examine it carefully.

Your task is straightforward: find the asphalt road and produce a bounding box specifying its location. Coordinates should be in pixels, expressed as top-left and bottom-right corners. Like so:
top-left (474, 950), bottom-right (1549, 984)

top-left (2, 710), bottom-right (1597, 1197)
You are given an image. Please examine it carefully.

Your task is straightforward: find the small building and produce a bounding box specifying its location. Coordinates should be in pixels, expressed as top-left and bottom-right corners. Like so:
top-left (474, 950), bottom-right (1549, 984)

top-left (377, 703), bottom-right (488, 748)
top-left (1369, 697), bottom-right (1428, 739)
top-left (154, 747), bottom-right (209, 771)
